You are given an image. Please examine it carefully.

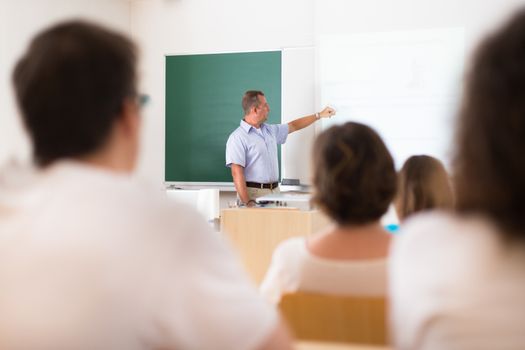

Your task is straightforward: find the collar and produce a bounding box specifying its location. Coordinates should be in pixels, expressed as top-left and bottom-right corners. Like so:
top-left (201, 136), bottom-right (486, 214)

top-left (240, 119), bottom-right (264, 133)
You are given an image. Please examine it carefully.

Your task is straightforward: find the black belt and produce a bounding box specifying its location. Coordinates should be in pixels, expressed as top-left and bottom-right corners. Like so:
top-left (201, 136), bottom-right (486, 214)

top-left (246, 181), bottom-right (279, 190)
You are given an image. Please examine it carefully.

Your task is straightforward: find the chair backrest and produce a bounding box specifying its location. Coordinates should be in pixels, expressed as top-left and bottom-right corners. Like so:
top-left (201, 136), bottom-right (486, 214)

top-left (279, 292), bottom-right (388, 345)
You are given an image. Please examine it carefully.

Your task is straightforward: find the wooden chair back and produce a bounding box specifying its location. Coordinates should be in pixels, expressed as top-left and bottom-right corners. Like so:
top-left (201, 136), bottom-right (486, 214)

top-left (279, 292), bottom-right (388, 345)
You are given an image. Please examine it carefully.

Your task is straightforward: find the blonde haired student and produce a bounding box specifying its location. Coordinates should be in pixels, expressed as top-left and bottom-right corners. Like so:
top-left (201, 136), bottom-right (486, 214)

top-left (394, 155), bottom-right (454, 222)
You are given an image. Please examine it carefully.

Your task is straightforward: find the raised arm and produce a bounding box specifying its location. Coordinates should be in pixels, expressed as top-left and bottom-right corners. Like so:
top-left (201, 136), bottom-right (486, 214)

top-left (287, 106), bottom-right (336, 133)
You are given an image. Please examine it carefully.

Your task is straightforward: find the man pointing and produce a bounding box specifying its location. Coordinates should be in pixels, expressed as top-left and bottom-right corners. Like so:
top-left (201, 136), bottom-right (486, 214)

top-left (226, 90), bottom-right (335, 206)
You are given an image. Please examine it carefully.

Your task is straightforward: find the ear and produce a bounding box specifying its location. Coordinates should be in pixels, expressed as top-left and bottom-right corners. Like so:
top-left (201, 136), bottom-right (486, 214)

top-left (118, 98), bottom-right (141, 136)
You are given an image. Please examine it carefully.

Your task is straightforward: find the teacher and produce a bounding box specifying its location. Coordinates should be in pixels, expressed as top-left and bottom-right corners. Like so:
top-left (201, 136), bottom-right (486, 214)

top-left (226, 90), bottom-right (335, 206)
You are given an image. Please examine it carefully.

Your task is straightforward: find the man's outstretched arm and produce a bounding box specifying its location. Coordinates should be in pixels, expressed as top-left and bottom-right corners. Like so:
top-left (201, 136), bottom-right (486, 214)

top-left (287, 106), bottom-right (336, 133)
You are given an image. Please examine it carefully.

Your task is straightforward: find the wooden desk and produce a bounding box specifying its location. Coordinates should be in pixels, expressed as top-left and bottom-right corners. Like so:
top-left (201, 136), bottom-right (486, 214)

top-left (221, 208), bottom-right (331, 283)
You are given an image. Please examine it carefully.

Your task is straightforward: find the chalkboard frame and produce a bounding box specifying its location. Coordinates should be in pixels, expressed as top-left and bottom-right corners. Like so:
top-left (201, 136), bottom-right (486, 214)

top-left (165, 50), bottom-right (282, 185)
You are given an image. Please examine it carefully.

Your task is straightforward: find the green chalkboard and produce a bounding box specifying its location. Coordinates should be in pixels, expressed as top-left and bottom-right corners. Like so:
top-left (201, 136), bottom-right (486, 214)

top-left (165, 51), bottom-right (282, 183)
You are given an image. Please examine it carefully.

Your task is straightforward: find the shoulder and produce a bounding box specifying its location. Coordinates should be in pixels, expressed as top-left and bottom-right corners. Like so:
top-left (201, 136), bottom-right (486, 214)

top-left (227, 126), bottom-right (249, 145)
top-left (66, 168), bottom-right (209, 245)
top-left (395, 211), bottom-right (497, 253)
top-left (275, 236), bottom-right (307, 253)
top-left (272, 237), bottom-right (308, 265)
top-left (227, 126), bottom-right (243, 140)
top-left (263, 123), bottom-right (287, 134)
top-left (390, 211), bottom-right (504, 283)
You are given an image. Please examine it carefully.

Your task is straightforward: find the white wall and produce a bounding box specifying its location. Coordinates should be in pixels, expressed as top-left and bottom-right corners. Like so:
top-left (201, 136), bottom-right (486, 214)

top-left (0, 0), bottom-right (131, 167)
top-left (315, 0), bottom-right (525, 49)
top-left (281, 47), bottom-right (316, 184)
top-left (314, 0), bottom-right (525, 170)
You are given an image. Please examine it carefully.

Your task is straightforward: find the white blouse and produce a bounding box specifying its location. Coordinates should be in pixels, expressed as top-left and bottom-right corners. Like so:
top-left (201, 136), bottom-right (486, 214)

top-left (260, 237), bottom-right (388, 304)
top-left (390, 211), bottom-right (525, 350)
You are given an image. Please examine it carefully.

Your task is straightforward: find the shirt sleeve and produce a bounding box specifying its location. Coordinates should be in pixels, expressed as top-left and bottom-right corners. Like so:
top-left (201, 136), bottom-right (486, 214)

top-left (277, 124), bottom-right (289, 144)
top-left (260, 252), bottom-right (287, 305)
top-left (154, 206), bottom-right (278, 350)
top-left (268, 124), bottom-right (289, 145)
top-left (225, 133), bottom-right (246, 168)
top-left (260, 238), bottom-right (302, 305)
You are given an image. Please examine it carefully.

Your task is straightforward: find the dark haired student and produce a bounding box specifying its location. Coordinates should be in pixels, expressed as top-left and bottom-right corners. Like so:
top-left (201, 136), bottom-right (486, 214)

top-left (0, 20), bottom-right (292, 350)
top-left (390, 8), bottom-right (525, 350)
top-left (260, 122), bottom-right (397, 304)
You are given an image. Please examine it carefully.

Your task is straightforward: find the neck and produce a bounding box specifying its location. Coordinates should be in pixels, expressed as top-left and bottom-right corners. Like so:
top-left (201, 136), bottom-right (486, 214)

top-left (336, 221), bottom-right (385, 235)
top-left (76, 139), bottom-right (135, 174)
top-left (78, 152), bottom-right (133, 174)
top-left (307, 220), bottom-right (391, 260)
top-left (244, 115), bottom-right (261, 129)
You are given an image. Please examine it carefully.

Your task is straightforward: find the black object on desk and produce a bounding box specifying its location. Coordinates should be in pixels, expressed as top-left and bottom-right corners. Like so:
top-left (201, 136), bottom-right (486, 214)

top-left (281, 178), bottom-right (300, 186)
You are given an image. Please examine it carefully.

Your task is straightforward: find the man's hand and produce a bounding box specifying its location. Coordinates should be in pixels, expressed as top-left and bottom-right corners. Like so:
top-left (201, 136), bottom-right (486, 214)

top-left (318, 106), bottom-right (336, 118)
top-left (288, 106), bottom-right (336, 133)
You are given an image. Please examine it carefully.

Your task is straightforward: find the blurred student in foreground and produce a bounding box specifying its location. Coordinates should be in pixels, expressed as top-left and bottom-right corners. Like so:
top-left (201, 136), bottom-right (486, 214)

top-left (394, 155), bottom-right (454, 222)
top-left (260, 122), bottom-right (397, 304)
top-left (0, 20), bottom-right (291, 350)
top-left (390, 8), bottom-right (525, 350)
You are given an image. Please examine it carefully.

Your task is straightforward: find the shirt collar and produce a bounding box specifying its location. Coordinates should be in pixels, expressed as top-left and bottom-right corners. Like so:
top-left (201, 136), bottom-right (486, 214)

top-left (240, 119), bottom-right (263, 133)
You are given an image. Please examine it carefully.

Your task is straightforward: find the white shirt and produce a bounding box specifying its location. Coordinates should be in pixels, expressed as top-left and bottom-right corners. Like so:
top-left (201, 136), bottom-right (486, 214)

top-left (389, 211), bottom-right (525, 350)
top-left (0, 161), bottom-right (277, 350)
top-left (260, 237), bottom-right (387, 305)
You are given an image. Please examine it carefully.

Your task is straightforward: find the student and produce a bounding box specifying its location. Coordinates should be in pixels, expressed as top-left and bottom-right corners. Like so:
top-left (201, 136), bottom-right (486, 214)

top-left (390, 8), bottom-right (525, 349)
top-left (260, 122), bottom-right (397, 304)
top-left (0, 20), bottom-right (291, 350)
top-left (394, 155), bottom-right (454, 222)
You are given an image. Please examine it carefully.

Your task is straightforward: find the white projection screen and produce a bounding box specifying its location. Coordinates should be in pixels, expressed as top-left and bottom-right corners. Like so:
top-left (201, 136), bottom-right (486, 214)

top-left (318, 28), bottom-right (466, 169)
